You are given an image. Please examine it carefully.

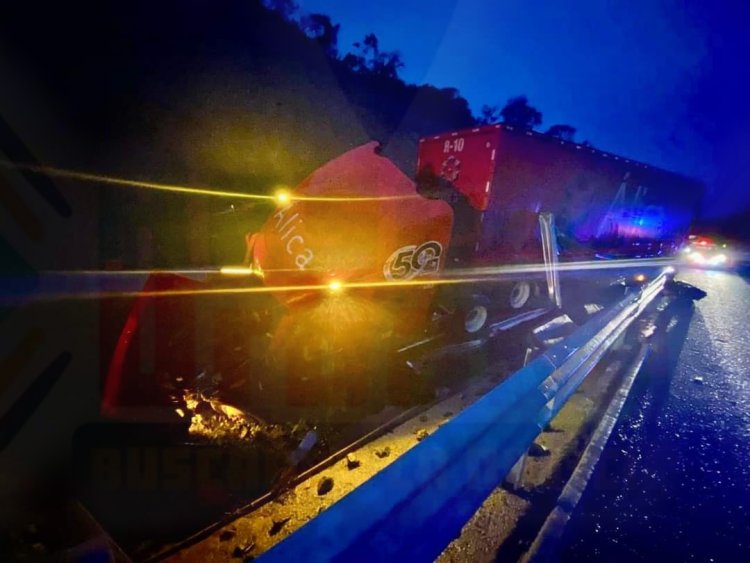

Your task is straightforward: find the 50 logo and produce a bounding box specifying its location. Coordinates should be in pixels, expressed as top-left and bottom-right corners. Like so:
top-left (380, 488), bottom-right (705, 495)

top-left (383, 241), bottom-right (443, 281)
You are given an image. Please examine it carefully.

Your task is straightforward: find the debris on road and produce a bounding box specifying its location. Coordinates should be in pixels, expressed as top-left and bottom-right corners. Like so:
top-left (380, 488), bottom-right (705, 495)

top-left (219, 529), bottom-right (236, 542)
top-left (269, 517), bottom-right (290, 537)
top-left (182, 390), bottom-right (264, 445)
top-left (345, 453), bottom-right (361, 470)
top-left (374, 446), bottom-right (391, 459)
top-left (415, 429), bottom-right (429, 441)
top-left (317, 476), bottom-right (334, 496)
top-left (693, 376), bottom-right (704, 384)
top-left (232, 540), bottom-right (255, 558)
top-left (166, 370), bottom-right (512, 561)
top-left (529, 442), bottom-right (550, 457)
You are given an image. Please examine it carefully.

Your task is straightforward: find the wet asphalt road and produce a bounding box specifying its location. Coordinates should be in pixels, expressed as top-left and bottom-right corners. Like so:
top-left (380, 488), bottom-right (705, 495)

top-left (559, 268), bottom-right (750, 562)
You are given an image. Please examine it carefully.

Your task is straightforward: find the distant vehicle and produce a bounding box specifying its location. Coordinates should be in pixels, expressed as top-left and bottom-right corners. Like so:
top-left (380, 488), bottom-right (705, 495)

top-left (681, 236), bottom-right (735, 269)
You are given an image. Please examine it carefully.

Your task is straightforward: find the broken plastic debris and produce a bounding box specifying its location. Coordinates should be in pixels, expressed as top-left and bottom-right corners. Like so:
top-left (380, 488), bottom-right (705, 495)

top-left (181, 390), bottom-right (262, 444)
top-left (289, 430), bottom-right (318, 466)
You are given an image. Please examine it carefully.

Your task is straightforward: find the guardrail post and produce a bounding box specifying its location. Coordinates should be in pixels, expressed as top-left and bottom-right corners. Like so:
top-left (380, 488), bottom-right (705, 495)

top-left (504, 345), bottom-right (541, 491)
top-left (505, 452), bottom-right (528, 491)
top-left (539, 213), bottom-right (562, 309)
top-left (524, 347), bottom-right (535, 366)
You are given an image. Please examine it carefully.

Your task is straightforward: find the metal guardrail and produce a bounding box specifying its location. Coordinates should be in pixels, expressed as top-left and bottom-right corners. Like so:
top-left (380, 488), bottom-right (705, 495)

top-left (523, 343), bottom-right (651, 563)
top-left (260, 269), bottom-right (672, 563)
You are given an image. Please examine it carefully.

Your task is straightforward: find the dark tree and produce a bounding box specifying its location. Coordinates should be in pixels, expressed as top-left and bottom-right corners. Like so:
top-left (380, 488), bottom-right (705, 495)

top-left (341, 52), bottom-right (366, 73)
top-left (478, 104), bottom-right (500, 125)
top-left (372, 50), bottom-right (404, 78)
top-left (500, 96), bottom-right (542, 130)
top-left (300, 13), bottom-right (340, 58)
top-left (343, 33), bottom-right (404, 79)
top-left (546, 124), bottom-right (576, 141)
top-left (261, 0), bottom-right (298, 21)
top-left (362, 33), bottom-right (379, 58)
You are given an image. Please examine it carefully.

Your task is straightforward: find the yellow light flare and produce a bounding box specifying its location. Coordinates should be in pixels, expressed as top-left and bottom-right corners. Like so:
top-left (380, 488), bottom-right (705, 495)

top-left (634, 273), bottom-right (647, 282)
top-left (275, 189), bottom-right (291, 206)
top-left (328, 280), bottom-right (343, 294)
top-left (219, 266), bottom-right (258, 276)
top-left (0, 161), bottom-right (420, 203)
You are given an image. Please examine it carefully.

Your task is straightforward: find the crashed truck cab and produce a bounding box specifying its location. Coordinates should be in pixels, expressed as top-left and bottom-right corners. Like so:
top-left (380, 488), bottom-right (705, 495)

top-left (102, 142), bottom-right (454, 418)
top-left (245, 141), bottom-right (453, 328)
top-left (248, 136), bottom-right (559, 342)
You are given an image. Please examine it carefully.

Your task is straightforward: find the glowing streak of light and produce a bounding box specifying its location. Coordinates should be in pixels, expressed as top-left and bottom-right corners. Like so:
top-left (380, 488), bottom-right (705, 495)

top-left (18, 277), bottom-right (484, 302)
top-left (0, 161), bottom-right (420, 203)
top-left (219, 266), bottom-right (258, 276)
top-left (441, 257), bottom-right (676, 278)
top-left (39, 267), bottom-right (313, 276)
top-left (40, 257), bottom-right (675, 280)
top-left (15, 257), bottom-right (676, 304)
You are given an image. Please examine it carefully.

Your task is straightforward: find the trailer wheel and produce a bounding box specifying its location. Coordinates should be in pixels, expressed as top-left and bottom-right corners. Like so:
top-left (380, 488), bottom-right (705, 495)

top-left (510, 281), bottom-right (531, 309)
top-left (464, 305), bottom-right (488, 334)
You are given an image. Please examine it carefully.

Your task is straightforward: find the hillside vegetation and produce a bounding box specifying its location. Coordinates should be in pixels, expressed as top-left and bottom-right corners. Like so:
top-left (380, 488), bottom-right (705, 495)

top-left (2, 0), bottom-right (480, 266)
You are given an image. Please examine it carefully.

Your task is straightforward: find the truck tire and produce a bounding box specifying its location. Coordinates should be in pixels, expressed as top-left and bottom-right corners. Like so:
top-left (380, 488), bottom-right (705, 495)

top-left (447, 293), bottom-right (491, 337)
top-left (510, 281), bottom-right (532, 309)
top-left (464, 304), bottom-right (489, 334)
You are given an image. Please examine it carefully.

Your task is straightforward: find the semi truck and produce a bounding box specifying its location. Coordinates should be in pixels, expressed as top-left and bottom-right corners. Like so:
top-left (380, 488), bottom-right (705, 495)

top-left (102, 124), bottom-right (704, 418)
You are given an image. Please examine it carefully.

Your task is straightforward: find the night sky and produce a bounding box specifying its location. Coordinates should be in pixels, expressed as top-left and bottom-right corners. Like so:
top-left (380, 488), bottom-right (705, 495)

top-left (297, 0), bottom-right (750, 220)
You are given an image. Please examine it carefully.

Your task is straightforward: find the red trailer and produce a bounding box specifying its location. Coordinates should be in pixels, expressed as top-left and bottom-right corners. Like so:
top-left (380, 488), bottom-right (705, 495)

top-left (414, 124), bottom-right (703, 332)
top-left (417, 124), bottom-right (703, 333)
top-left (416, 124), bottom-right (702, 266)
